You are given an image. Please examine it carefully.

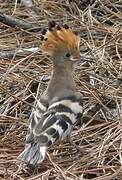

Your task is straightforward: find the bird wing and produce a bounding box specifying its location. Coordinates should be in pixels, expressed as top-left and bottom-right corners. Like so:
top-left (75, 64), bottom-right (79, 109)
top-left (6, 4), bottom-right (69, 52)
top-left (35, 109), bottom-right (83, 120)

top-left (33, 110), bottom-right (73, 147)
top-left (26, 96), bottom-right (49, 144)
top-left (17, 112), bottom-right (72, 165)
top-left (33, 93), bottom-right (83, 146)
top-left (17, 94), bottom-right (83, 165)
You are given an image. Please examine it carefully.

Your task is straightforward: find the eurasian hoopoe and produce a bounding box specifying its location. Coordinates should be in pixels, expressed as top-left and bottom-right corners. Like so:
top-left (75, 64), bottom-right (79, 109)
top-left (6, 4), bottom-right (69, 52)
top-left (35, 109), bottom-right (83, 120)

top-left (17, 21), bottom-right (83, 165)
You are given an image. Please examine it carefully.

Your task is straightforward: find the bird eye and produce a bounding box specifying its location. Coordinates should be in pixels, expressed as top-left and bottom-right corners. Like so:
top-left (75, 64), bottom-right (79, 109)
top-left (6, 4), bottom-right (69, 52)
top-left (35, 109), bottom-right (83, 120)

top-left (65, 53), bottom-right (71, 58)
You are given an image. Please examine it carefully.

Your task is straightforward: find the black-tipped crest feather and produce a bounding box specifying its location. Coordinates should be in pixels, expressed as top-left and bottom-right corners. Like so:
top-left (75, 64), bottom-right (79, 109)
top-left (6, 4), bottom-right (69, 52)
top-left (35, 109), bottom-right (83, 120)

top-left (48, 21), bottom-right (56, 30)
top-left (41, 21), bottom-right (80, 55)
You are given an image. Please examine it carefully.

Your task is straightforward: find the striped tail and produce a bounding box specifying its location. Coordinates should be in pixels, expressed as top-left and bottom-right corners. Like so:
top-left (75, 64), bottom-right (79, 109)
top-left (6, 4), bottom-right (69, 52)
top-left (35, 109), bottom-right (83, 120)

top-left (17, 143), bottom-right (46, 165)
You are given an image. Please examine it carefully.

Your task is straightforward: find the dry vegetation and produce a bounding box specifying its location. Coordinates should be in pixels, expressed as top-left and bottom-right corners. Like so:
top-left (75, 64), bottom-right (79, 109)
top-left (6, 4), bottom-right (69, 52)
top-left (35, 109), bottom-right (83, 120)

top-left (0, 0), bottom-right (122, 179)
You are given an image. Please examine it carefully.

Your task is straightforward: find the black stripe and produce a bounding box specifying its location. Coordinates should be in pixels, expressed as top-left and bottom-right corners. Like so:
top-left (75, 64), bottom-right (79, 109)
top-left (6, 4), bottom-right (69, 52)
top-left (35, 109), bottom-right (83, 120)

top-left (46, 128), bottom-right (56, 135)
top-left (50, 104), bottom-right (73, 114)
top-left (43, 110), bottom-right (55, 117)
top-left (26, 133), bottom-right (34, 144)
top-left (56, 95), bottom-right (78, 102)
top-left (78, 99), bottom-right (83, 106)
top-left (41, 114), bottom-right (57, 132)
top-left (58, 114), bottom-right (72, 125)
top-left (38, 134), bottom-right (48, 144)
top-left (53, 95), bottom-right (83, 106)
top-left (57, 120), bottom-right (68, 131)
top-left (34, 111), bottom-right (55, 134)
top-left (76, 112), bottom-right (82, 119)
top-left (52, 131), bottom-right (60, 140)
top-left (57, 95), bottom-right (82, 101)
top-left (47, 140), bottom-right (52, 146)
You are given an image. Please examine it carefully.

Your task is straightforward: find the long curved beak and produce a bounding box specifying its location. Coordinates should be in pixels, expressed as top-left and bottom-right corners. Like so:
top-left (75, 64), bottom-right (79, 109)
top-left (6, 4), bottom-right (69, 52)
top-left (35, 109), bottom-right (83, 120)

top-left (79, 53), bottom-right (96, 62)
top-left (70, 56), bottom-right (80, 62)
top-left (70, 54), bottom-right (95, 63)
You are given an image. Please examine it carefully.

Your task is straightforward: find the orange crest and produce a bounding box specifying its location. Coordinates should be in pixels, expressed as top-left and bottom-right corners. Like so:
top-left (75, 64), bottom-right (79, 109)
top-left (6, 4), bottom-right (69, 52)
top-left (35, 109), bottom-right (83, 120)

top-left (41, 21), bottom-right (80, 55)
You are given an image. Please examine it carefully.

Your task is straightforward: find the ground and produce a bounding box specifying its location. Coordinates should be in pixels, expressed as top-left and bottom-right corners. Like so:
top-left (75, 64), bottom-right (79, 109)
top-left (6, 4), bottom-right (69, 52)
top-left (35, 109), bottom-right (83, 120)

top-left (0, 0), bottom-right (122, 179)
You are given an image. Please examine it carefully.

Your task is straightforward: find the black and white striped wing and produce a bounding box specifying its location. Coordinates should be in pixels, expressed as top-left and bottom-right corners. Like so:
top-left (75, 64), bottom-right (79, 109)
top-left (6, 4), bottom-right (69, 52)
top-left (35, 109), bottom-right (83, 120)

top-left (33, 111), bottom-right (73, 147)
top-left (17, 94), bottom-right (83, 165)
top-left (32, 94), bottom-right (83, 147)
top-left (30, 98), bottom-right (48, 129)
top-left (26, 97), bottom-right (48, 144)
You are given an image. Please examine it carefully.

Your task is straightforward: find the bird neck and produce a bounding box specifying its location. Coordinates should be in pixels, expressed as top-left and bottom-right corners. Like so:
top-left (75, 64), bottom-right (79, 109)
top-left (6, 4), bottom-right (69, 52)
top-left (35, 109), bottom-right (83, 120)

top-left (45, 61), bottom-right (76, 100)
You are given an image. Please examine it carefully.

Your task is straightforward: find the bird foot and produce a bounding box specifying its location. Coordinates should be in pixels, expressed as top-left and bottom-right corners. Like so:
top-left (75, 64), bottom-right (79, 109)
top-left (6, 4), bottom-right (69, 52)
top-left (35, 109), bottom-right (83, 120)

top-left (67, 134), bottom-right (83, 153)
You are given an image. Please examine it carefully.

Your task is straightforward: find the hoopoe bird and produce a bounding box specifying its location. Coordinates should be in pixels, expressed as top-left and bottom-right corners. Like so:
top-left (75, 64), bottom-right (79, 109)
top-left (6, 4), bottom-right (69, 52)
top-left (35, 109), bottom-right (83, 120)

top-left (17, 21), bottom-right (83, 165)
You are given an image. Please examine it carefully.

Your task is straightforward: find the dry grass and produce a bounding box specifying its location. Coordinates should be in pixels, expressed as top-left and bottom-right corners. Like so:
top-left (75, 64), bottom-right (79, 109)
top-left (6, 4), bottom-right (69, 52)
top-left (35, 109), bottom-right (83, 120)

top-left (0, 0), bottom-right (122, 179)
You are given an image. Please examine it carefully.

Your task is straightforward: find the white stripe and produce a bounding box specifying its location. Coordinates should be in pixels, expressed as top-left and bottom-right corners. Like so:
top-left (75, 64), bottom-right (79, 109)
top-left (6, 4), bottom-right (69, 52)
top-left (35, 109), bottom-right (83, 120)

top-left (56, 112), bottom-right (76, 124)
top-left (29, 118), bottom-right (35, 129)
top-left (36, 108), bottom-right (43, 117)
top-left (52, 121), bottom-right (71, 140)
top-left (33, 114), bottom-right (52, 136)
top-left (42, 114), bottom-right (52, 127)
top-left (61, 125), bottom-right (72, 140)
top-left (70, 102), bottom-right (83, 114)
top-left (48, 100), bottom-right (70, 109)
top-left (49, 100), bottom-right (82, 114)
top-left (39, 146), bottom-right (46, 163)
top-left (29, 123), bottom-right (31, 129)
top-left (52, 123), bottom-right (64, 137)
top-left (44, 122), bottom-right (64, 142)
top-left (37, 100), bottom-right (47, 111)
top-left (34, 111), bottom-right (39, 123)
top-left (18, 144), bottom-right (31, 159)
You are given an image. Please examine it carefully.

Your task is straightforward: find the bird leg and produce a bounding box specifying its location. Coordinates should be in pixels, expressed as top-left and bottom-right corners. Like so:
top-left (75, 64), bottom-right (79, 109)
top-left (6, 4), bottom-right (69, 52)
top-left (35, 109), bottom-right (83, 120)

top-left (67, 131), bottom-right (83, 153)
top-left (68, 136), bottom-right (80, 153)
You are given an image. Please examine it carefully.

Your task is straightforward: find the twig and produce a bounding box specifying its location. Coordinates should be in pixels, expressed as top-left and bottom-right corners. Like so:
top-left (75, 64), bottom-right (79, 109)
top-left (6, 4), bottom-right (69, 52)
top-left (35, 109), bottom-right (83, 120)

top-left (0, 47), bottom-right (39, 59)
top-left (0, 11), bottom-right (41, 32)
top-left (47, 152), bottom-right (67, 180)
top-left (0, 85), bottom-right (33, 108)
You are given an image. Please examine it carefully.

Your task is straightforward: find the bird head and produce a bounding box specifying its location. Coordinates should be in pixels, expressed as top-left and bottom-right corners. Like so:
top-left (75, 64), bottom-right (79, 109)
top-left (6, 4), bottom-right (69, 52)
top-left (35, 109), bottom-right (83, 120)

top-left (41, 21), bottom-right (80, 65)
